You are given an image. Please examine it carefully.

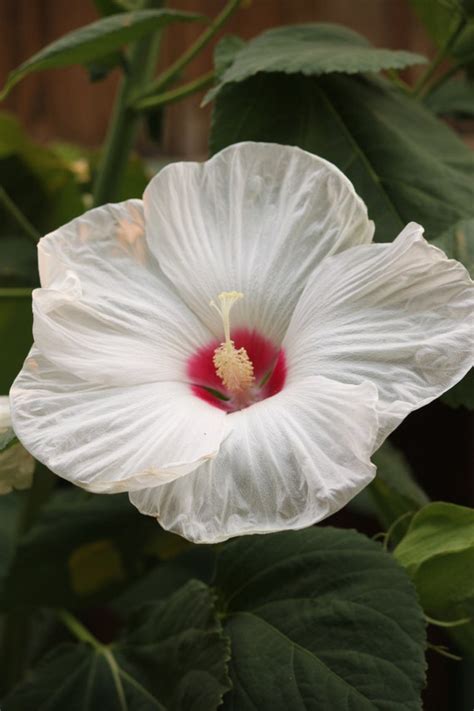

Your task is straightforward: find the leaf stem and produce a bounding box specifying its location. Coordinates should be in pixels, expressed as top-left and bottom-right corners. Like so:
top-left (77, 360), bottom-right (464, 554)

top-left (139, 0), bottom-right (241, 98)
top-left (58, 609), bottom-right (104, 650)
top-left (132, 69), bottom-right (215, 111)
top-left (413, 19), bottom-right (467, 98)
top-left (0, 187), bottom-right (41, 244)
top-left (92, 1), bottom-right (163, 206)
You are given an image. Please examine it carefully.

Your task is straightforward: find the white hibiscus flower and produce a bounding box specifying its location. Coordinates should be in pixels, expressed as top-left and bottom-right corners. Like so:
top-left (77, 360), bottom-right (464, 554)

top-left (0, 396), bottom-right (34, 495)
top-left (9, 143), bottom-right (473, 543)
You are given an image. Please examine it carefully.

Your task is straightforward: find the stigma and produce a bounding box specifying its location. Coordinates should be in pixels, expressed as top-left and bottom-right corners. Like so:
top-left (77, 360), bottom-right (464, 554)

top-left (211, 291), bottom-right (255, 393)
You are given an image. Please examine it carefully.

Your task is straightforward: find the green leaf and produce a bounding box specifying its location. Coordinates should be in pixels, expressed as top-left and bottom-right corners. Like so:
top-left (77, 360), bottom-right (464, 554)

top-left (214, 35), bottom-right (246, 78)
top-left (425, 76), bottom-right (474, 117)
top-left (210, 72), bottom-right (474, 243)
top-left (369, 441), bottom-right (429, 533)
top-left (432, 216), bottom-right (474, 276)
top-left (442, 367), bottom-right (474, 408)
top-left (409, 0), bottom-right (463, 47)
top-left (0, 289), bottom-right (32, 394)
top-left (0, 487), bottom-right (174, 609)
top-left (395, 502), bottom-right (474, 652)
top-left (3, 580), bottom-right (231, 710)
top-left (0, 9), bottom-right (204, 100)
top-left (215, 527), bottom-right (426, 710)
top-left (205, 23), bottom-right (427, 104)
top-left (0, 492), bottom-right (22, 586)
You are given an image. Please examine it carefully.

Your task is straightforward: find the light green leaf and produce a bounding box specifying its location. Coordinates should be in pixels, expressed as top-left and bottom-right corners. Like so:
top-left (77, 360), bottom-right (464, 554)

top-left (215, 527), bottom-right (426, 710)
top-left (214, 35), bottom-right (246, 78)
top-left (0, 9), bottom-right (204, 100)
top-left (205, 23), bottom-right (427, 104)
top-left (3, 580), bottom-right (231, 710)
top-left (210, 72), bottom-right (474, 243)
top-left (425, 76), bottom-right (474, 117)
top-left (369, 441), bottom-right (429, 532)
top-left (395, 502), bottom-right (474, 652)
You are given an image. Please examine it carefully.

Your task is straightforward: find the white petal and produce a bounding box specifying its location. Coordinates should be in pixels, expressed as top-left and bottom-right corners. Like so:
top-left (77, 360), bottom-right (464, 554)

top-left (130, 376), bottom-right (379, 543)
top-left (10, 350), bottom-right (227, 493)
top-left (144, 142), bottom-right (374, 343)
top-left (34, 200), bottom-right (212, 385)
top-left (284, 223), bottom-right (474, 444)
top-left (0, 396), bottom-right (11, 428)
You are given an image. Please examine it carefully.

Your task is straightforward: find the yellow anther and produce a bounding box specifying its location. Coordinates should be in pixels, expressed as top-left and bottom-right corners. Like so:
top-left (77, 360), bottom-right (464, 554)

top-left (211, 292), bottom-right (255, 393)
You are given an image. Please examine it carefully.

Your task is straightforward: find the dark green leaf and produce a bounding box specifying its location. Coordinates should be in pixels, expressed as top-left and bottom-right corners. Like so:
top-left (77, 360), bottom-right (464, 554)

top-left (205, 23), bottom-right (427, 104)
top-left (0, 492), bottom-right (22, 586)
top-left (369, 441), bottom-right (429, 533)
top-left (425, 76), bottom-right (474, 117)
top-left (0, 487), bottom-right (173, 609)
top-left (4, 580), bottom-right (231, 711)
top-left (0, 10), bottom-right (203, 99)
top-left (442, 367), bottom-right (474, 408)
top-left (210, 72), bottom-right (474, 243)
top-left (395, 502), bottom-right (474, 653)
top-left (215, 527), bottom-right (426, 710)
top-left (432, 216), bottom-right (474, 276)
top-left (0, 290), bottom-right (32, 394)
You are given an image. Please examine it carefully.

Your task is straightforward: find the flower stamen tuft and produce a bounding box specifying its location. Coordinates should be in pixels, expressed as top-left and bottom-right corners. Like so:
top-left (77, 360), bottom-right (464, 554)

top-left (211, 292), bottom-right (255, 393)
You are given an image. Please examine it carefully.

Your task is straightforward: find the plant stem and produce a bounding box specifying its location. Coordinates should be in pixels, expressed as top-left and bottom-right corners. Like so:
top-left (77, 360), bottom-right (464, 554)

top-left (132, 70), bottom-right (215, 111)
top-left (0, 187), bottom-right (41, 244)
top-left (92, 2), bottom-right (163, 206)
top-left (413, 19), bottom-right (467, 98)
top-left (58, 609), bottom-right (104, 650)
top-left (140, 0), bottom-right (241, 98)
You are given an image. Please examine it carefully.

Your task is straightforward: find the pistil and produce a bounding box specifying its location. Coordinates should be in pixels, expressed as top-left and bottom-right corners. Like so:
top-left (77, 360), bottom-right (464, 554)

top-left (211, 292), bottom-right (255, 393)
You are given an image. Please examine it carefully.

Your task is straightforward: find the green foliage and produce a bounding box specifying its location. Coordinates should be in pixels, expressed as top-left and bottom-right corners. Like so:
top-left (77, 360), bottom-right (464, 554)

top-left (205, 24), bottom-right (426, 103)
top-left (409, 0), bottom-right (474, 74)
top-left (0, 10), bottom-right (204, 100)
top-left (0, 290), bottom-right (33, 394)
top-left (3, 580), bottom-right (231, 711)
top-left (210, 72), bottom-right (474, 243)
top-left (0, 113), bottom-right (83, 286)
top-left (369, 442), bottom-right (429, 533)
top-left (214, 35), bottom-right (246, 78)
top-left (0, 487), bottom-right (174, 609)
top-left (425, 76), bottom-right (474, 116)
top-left (216, 527), bottom-right (426, 710)
top-left (395, 502), bottom-right (474, 652)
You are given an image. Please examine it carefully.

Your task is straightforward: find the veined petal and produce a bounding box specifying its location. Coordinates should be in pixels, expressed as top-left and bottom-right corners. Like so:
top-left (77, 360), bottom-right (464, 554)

top-left (130, 376), bottom-right (379, 543)
top-left (10, 350), bottom-right (227, 493)
top-left (144, 142), bottom-right (374, 344)
top-left (284, 223), bottom-right (474, 445)
top-left (34, 200), bottom-right (211, 385)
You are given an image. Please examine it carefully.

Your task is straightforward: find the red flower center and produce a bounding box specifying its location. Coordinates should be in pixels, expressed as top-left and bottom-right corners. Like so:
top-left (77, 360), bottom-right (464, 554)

top-left (187, 328), bottom-right (286, 411)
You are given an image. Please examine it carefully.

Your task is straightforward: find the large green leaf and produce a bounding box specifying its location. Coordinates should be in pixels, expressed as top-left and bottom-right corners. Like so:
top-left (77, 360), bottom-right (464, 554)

top-left (215, 527), bottom-right (426, 710)
top-left (0, 488), bottom-right (175, 609)
top-left (0, 9), bottom-right (203, 100)
top-left (205, 24), bottom-right (426, 103)
top-left (210, 72), bottom-right (474, 243)
top-left (395, 502), bottom-right (474, 652)
top-left (3, 580), bottom-right (231, 710)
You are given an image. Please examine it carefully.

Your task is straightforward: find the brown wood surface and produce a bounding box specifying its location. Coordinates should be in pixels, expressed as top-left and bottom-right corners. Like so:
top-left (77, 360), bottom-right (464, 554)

top-left (0, 0), bottom-right (434, 157)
